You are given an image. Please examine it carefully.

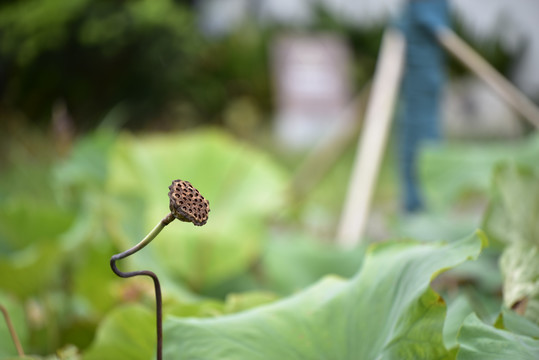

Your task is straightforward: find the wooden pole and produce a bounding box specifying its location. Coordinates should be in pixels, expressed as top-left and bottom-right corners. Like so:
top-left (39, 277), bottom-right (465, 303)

top-left (436, 28), bottom-right (539, 129)
top-left (336, 29), bottom-right (406, 248)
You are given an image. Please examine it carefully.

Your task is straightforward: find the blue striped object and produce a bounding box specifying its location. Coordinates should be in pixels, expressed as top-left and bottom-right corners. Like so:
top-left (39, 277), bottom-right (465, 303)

top-left (394, 0), bottom-right (449, 212)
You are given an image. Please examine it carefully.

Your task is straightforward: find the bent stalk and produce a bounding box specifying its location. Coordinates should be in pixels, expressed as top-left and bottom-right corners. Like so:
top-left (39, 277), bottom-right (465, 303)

top-left (110, 212), bottom-right (174, 360)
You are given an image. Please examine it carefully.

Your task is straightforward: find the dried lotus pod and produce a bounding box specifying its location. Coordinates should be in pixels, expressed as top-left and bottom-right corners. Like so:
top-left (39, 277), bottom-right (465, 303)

top-left (168, 179), bottom-right (210, 226)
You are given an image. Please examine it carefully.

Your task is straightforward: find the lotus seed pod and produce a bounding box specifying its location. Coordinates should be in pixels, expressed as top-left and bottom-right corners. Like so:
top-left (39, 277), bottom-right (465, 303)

top-left (168, 180), bottom-right (210, 226)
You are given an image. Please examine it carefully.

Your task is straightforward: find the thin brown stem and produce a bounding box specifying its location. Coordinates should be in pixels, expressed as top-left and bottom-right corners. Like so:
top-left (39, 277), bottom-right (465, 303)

top-left (0, 304), bottom-right (25, 357)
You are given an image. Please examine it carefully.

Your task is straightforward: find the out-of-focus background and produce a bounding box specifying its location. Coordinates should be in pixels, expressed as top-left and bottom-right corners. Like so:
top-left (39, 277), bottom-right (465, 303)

top-left (1, 0), bottom-right (538, 358)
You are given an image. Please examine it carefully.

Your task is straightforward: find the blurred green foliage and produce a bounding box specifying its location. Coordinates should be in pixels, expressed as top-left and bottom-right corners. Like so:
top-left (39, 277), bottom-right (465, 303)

top-left (1, 128), bottom-right (538, 359)
top-left (0, 0), bottom-right (272, 130)
top-left (0, 128), bottom-right (366, 357)
top-left (420, 135), bottom-right (539, 213)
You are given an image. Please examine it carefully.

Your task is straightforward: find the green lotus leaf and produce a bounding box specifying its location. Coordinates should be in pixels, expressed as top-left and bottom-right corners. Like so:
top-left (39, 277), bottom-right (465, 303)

top-left (483, 163), bottom-right (539, 324)
top-left (163, 231), bottom-right (485, 359)
top-left (456, 312), bottom-right (539, 359)
top-left (0, 199), bottom-right (74, 252)
top-left (82, 305), bottom-right (153, 360)
top-left (420, 134), bottom-right (539, 211)
top-left (482, 163), bottom-right (539, 247)
top-left (54, 130), bottom-right (116, 191)
top-left (443, 295), bottom-right (474, 350)
top-left (499, 243), bottom-right (539, 324)
top-left (0, 242), bottom-right (64, 298)
top-left (262, 233), bottom-right (365, 294)
top-left (222, 291), bottom-right (278, 314)
top-left (496, 308), bottom-right (539, 338)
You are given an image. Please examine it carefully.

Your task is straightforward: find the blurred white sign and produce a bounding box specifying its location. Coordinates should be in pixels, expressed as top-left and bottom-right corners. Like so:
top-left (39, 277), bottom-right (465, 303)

top-left (272, 33), bottom-right (352, 149)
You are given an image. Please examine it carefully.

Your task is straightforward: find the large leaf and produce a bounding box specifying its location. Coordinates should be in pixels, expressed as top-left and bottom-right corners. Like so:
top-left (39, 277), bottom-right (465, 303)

top-left (82, 291), bottom-right (282, 360)
top-left (499, 243), bottom-right (539, 323)
top-left (54, 130), bottom-right (116, 191)
top-left (483, 163), bottom-right (539, 324)
top-left (82, 305), bottom-right (154, 360)
top-left (0, 195), bottom-right (74, 298)
top-left (0, 242), bottom-right (64, 298)
top-left (483, 163), bottom-right (539, 247)
top-left (497, 308), bottom-right (539, 338)
top-left (106, 130), bottom-right (287, 290)
top-left (0, 199), bottom-right (74, 252)
top-left (443, 295), bottom-right (474, 350)
top-left (70, 241), bottom-right (122, 316)
top-left (163, 231), bottom-right (485, 359)
top-left (456, 312), bottom-right (539, 359)
top-left (420, 135), bottom-right (539, 210)
top-left (262, 232), bottom-right (366, 294)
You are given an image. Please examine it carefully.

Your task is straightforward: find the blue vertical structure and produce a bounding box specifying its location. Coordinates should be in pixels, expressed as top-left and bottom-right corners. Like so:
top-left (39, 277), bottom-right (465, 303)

top-left (395, 0), bottom-right (449, 212)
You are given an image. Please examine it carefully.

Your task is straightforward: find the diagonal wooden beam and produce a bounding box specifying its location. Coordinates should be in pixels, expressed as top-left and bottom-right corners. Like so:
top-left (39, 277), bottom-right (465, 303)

top-left (436, 27), bottom-right (539, 129)
top-left (336, 28), bottom-right (406, 249)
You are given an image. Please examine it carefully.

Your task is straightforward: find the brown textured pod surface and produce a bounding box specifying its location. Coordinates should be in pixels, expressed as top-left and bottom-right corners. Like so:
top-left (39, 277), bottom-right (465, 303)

top-left (168, 180), bottom-right (210, 226)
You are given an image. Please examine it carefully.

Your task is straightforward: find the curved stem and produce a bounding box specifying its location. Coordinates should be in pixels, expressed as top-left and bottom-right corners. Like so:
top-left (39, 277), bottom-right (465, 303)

top-left (110, 213), bottom-right (174, 360)
top-left (0, 304), bottom-right (25, 357)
